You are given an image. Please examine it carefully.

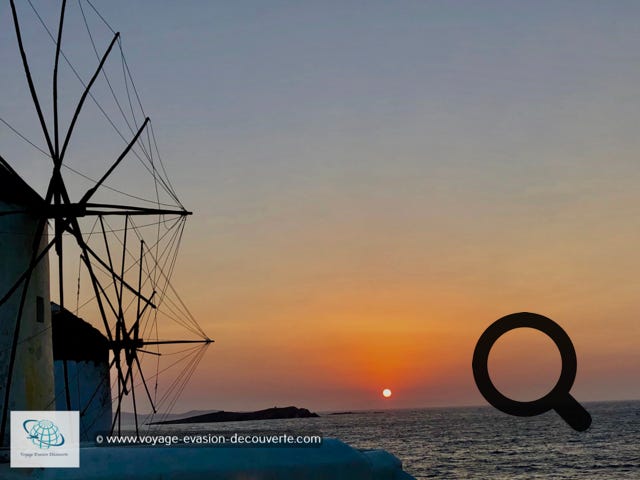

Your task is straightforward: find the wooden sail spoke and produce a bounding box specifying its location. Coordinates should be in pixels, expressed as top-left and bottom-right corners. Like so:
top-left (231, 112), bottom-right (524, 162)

top-left (59, 32), bottom-right (120, 162)
top-left (79, 241), bottom-right (156, 309)
top-left (79, 117), bottom-right (149, 205)
top-left (52, 0), bottom-right (67, 160)
top-left (134, 355), bottom-right (157, 415)
top-left (9, 0), bottom-right (55, 158)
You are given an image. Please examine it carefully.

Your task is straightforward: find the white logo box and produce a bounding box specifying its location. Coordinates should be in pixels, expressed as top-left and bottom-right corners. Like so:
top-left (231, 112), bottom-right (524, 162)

top-left (10, 411), bottom-right (80, 468)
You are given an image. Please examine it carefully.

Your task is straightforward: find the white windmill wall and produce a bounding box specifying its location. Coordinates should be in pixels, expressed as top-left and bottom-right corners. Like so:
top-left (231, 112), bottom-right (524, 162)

top-left (0, 199), bottom-right (55, 443)
top-left (53, 360), bottom-right (111, 441)
top-left (52, 306), bottom-right (112, 441)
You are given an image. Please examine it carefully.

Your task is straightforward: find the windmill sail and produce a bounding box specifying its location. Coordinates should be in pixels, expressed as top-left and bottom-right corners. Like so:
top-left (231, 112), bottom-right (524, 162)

top-left (0, 0), bottom-right (212, 445)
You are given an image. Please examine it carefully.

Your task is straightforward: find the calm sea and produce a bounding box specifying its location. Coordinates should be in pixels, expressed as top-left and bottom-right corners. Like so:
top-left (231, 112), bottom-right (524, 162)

top-left (149, 400), bottom-right (639, 479)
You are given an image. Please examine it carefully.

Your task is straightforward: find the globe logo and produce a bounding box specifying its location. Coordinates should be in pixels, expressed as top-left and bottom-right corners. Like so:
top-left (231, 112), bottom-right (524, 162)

top-left (22, 419), bottom-right (65, 449)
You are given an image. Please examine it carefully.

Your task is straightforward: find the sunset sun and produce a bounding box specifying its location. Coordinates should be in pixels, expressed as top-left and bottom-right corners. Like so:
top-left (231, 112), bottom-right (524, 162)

top-left (382, 388), bottom-right (392, 398)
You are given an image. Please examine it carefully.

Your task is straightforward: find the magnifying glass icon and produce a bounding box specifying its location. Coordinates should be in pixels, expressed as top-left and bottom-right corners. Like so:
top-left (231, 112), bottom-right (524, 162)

top-left (472, 312), bottom-right (592, 432)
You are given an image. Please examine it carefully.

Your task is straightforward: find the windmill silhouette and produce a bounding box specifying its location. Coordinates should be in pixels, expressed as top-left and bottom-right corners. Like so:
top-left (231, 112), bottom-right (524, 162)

top-left (0, 0), bottom-right (212, 445)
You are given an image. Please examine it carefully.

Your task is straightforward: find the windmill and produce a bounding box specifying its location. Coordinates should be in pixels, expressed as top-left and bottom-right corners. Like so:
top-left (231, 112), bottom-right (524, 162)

top-left (0, 0), bottom-right (212, 445)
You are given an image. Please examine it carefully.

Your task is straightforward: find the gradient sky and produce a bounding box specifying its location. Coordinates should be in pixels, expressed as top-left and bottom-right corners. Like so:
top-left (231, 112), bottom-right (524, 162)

top-left (1, 1), bottom-right (640, 412)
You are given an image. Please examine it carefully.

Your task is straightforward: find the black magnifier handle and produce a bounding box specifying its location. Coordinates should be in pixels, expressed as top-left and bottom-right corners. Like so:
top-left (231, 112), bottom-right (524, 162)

top-left (554, 394), bottom-right (592, 432)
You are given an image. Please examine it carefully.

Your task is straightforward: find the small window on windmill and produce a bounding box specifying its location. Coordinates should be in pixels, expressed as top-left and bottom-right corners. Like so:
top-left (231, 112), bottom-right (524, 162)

top-left (36, 296), bottom-right (44, 323)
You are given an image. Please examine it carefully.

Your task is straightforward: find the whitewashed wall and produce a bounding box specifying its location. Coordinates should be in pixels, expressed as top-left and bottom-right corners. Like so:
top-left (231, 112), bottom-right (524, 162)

top-left (54, 358), bottom-right (111, 441)
top-left (0, 200), bottom-right (54, 443)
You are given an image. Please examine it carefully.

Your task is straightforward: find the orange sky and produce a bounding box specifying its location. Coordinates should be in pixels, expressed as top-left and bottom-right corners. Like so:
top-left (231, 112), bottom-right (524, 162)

top-left (3, 1), bottom-right (640, 413)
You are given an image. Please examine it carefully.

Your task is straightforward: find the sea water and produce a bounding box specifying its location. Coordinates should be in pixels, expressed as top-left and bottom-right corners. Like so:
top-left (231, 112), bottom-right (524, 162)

top-left (147, 400), bottom-right (639, 479)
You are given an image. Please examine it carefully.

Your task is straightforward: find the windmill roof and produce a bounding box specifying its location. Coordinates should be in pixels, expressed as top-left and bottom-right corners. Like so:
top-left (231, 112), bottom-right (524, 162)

top-left (0, 158), bottom-right (44, 208)
top-left (51, 303), bottom-right (109, 363)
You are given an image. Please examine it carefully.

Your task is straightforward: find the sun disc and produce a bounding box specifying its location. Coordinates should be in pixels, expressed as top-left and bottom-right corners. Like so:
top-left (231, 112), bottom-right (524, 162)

top-left (382, 388), bottom-right (392, 398)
